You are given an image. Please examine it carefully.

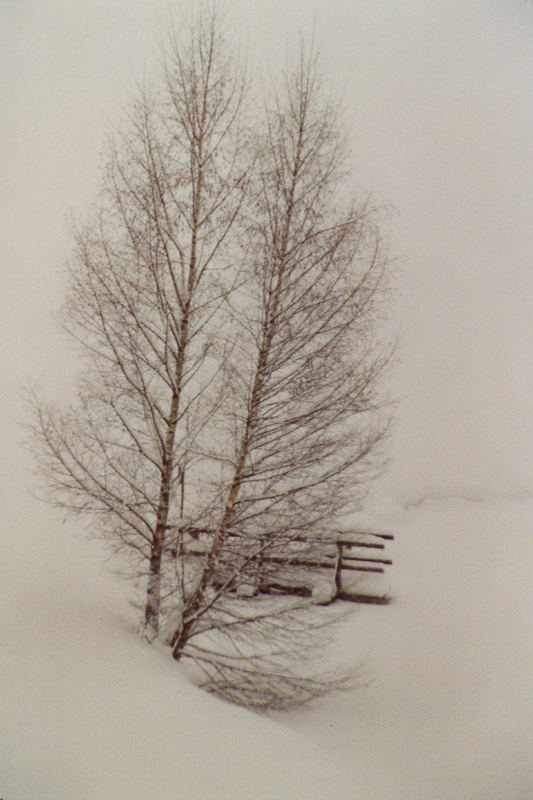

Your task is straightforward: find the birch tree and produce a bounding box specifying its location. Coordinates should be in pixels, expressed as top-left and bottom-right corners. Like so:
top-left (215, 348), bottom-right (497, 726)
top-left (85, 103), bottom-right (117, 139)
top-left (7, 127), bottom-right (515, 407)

top-left (28, 14), bottom-right (390, 708)
top-left (28, 9), bottom-right (248, 640)
top-left (164, 52), bottom-right (390, 707)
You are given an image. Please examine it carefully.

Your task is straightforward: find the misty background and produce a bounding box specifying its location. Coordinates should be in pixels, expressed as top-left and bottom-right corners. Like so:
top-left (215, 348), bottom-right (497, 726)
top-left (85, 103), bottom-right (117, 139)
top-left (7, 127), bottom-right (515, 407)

top-left (2, 0), bottom-right (533, 507)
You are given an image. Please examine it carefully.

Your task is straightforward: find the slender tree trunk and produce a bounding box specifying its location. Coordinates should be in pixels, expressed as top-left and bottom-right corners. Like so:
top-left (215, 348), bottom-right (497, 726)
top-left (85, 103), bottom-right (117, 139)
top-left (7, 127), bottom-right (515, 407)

top-left (171, 144), bottom-right (301, 659)
top-left (144, 159), bottom-right (202, 637)
top-left (144, 321), bottom-right (189, 638)
top-left (142, 21), bottom-right (242, 639)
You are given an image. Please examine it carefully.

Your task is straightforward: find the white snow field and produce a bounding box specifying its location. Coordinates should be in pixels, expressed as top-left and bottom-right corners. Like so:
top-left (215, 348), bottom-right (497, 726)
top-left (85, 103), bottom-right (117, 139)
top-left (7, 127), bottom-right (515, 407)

top-left (278, 495), bottom-right (533, 800)
top-left (2, 2), bottom-right (533, 797)
top-left (1, 493), bottom-right (532, 799)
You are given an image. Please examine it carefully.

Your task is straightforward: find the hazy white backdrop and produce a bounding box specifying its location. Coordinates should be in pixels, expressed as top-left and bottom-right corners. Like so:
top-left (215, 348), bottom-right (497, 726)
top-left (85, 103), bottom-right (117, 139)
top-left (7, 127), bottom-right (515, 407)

top-left (1, 5), bottom-right (533, 798)
top-left (2, 0), bottom-right (533, 507)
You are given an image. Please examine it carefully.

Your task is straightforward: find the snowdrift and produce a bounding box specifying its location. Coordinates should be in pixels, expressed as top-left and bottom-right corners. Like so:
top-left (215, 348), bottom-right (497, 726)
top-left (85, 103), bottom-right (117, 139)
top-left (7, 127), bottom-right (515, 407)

top-left (1, 494), bottom-right (532, 799)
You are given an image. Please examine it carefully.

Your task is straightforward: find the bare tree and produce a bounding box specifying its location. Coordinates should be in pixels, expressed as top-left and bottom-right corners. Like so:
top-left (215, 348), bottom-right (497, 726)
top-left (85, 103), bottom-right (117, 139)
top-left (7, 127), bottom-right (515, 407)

top-left (163, 50), bottom-right (390, 706)
top-left (28, 8), bottom-right (248, 641)
top-left (27, 14), bottom-right (390, 708)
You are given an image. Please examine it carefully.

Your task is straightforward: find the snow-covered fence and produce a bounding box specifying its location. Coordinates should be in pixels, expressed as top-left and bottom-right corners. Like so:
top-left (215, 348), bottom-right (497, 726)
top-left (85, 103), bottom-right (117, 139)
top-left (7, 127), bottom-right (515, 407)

top-left (172, 528), bottom-right (394, 606)
top-left (251, 531), bottom-right (394, 605)
top-left (330, 532), bottom-right (394, 605)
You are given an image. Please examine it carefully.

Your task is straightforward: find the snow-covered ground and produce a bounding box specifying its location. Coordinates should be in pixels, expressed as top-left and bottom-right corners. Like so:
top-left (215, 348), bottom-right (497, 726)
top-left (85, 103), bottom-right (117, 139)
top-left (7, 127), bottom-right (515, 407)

top-left (1, 491), bottom-right (531, 799)
top-left (0, 499), bottom-right (356, 800)
top-left (2, 2), bottom-right (533, 796)
top-left (279, 495), bottom-right (533, 799)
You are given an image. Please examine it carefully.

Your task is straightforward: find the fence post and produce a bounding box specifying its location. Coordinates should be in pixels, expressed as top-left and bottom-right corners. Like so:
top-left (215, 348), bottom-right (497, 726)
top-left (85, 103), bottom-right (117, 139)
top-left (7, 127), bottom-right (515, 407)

top-left (333, 542), bottom-right (343, 597)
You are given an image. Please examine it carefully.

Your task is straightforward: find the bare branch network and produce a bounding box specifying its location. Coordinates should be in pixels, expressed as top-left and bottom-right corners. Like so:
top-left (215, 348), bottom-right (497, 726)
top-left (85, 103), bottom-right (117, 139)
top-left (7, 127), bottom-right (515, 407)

top-left (26, 8), bottom-right (392, 709)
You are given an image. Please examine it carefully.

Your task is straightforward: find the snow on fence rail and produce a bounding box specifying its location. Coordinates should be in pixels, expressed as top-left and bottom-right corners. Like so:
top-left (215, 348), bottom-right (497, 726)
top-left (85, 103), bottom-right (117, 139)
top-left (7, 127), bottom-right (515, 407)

top-left (169, 528), bottom-right (394, 606)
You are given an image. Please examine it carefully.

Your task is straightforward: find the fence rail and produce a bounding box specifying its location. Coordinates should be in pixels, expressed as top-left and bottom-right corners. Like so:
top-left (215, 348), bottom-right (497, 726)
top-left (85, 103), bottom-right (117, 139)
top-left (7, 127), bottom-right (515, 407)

top-left (176, 527), bottom-right (394, 605)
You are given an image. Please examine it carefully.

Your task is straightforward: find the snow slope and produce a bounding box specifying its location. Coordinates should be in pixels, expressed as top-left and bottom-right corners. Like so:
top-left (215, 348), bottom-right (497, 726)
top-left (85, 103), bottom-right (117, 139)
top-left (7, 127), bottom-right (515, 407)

top-left (281, 496), bottom-right (533, 800)
top-left (0, 503), bottom-right (356, 800)
top-left (1, 494), bottom-right (532, 799)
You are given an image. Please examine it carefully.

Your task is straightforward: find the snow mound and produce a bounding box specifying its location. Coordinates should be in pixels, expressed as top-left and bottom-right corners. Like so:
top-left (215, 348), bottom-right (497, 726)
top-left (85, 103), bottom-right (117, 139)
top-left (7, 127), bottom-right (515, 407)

top-left (0, 505), bottom-right (356, 800)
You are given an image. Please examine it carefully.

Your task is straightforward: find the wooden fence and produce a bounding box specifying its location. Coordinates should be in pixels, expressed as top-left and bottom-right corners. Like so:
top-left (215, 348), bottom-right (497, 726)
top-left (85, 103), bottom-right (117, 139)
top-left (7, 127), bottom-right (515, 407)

top-left (177, 528), bottom-right (394, 606)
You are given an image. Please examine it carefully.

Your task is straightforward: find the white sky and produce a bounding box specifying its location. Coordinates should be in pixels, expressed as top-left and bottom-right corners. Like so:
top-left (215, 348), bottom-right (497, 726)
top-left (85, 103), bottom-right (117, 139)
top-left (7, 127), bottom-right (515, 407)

top-left (2, 0), bottom-right (533, 504)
